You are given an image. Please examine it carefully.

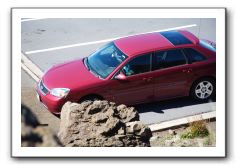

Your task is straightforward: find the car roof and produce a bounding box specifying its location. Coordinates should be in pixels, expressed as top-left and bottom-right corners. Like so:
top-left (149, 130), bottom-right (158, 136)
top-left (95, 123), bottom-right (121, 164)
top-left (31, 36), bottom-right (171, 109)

top-left (114, 30), bottom-right (199, 57)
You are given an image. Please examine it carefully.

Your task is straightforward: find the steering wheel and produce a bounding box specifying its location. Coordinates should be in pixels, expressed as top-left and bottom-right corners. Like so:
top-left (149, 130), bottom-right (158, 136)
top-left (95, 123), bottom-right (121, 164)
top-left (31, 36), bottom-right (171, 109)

top-left (123, 65), bottom-right (134, 76)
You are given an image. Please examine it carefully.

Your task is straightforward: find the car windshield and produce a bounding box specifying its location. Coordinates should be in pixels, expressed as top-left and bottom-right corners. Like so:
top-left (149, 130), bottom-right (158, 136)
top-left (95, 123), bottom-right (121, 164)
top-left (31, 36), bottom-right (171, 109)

top-left (87, 42), bottom-right (128, 79)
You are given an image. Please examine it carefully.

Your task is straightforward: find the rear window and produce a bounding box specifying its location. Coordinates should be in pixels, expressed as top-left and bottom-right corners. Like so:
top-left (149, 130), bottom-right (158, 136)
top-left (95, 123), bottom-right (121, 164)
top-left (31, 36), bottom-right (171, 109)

top-left (199, 39), bottom-right (216, 52)
top-left (160, 31), bottom-right (193, 45)
top-left (184, 48), bottom-right (206, 63)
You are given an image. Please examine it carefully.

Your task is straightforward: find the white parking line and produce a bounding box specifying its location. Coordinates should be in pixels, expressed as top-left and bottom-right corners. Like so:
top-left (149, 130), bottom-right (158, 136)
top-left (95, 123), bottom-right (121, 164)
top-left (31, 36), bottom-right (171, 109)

top-left (21, 18), bottom-right (47, 22)
top-left (25, 24), bottom-right (197, 55)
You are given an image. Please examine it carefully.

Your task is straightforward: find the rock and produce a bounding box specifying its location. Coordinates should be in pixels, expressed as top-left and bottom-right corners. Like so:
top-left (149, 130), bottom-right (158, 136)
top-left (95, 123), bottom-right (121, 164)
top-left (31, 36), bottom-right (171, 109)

top-left (58, 101), bottom-right (152, 147)
top-left (168, 129), bottom-right (176, 135)
top-left (126, 121), bottom-right (152, 140)
top-left (86, 100), bottom-right (110, 115)
top-left (21, 104), bottom-right (62, 147)
top-left (98, 118), bottom-right (121, 136)
top-left (117, 105), bottom-right (139, 122)
top-left (105, 107), bottom-right (116, 117)
top-left (91, 113), bottom-right (108, 123)
top-left (117, 127), bottom-right (125, 135)
top-left (126, 121), bottom-right (142, 134)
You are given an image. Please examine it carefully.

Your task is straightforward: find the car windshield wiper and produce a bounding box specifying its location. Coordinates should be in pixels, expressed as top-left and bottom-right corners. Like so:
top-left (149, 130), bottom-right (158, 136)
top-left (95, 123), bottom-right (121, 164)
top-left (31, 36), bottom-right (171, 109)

top-left (84, 57), bottom-right (90, 71)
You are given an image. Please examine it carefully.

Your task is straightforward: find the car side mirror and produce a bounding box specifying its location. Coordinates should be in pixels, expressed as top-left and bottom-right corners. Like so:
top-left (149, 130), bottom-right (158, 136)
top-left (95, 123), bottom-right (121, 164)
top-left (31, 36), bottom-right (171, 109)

top-left (115, 72), bottom-right (127, 80)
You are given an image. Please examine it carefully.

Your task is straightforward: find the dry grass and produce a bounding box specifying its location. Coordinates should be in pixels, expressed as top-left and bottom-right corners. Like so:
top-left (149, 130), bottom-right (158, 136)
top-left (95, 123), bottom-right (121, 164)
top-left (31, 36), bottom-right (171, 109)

top-left (181, 120), bottom-right (209, 139)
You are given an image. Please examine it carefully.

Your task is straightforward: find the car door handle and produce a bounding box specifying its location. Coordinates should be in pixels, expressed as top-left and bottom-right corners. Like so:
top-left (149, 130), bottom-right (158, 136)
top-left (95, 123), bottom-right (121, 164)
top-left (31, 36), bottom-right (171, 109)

top-left (182, 69), bottom-right (192, 73)
top-left (143, 77), bottom-right (153, 82)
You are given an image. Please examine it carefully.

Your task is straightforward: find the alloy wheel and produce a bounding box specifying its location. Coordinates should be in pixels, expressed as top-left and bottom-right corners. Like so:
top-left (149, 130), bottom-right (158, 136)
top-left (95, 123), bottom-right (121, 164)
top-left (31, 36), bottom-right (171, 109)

top-left (195, 81), bottom-right (213, 99)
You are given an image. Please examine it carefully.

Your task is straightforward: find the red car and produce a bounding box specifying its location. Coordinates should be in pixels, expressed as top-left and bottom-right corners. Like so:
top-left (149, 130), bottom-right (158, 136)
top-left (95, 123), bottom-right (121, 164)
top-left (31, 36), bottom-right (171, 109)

top-left (36, 30), bottom-right (216, 114)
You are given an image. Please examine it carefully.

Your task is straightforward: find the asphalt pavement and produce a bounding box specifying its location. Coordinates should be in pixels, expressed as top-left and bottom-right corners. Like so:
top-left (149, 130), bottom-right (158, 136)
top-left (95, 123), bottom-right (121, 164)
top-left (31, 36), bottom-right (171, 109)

top-left (21, 18), bottom-right (216, 126)
top-left (22, 18), bottom-right (216, 71)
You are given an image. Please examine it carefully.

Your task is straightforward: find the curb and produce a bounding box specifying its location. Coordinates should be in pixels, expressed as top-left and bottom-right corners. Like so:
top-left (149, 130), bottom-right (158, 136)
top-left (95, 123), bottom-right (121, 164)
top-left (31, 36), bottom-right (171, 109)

top-left (21, 53), bottom-right (43, 82)
top-left (148, 111), bottom-right (216, 132)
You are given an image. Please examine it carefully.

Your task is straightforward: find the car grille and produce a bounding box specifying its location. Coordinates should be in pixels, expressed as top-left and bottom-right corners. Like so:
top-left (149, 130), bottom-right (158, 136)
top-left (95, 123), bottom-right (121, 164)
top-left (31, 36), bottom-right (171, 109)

top-left (39, 80), bottom-right (49, 95)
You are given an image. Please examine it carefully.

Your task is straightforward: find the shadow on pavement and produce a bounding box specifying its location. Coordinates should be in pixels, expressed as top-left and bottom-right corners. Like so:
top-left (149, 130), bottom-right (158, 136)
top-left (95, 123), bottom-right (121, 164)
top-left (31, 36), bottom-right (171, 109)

top-left (135, 97), bottom-right (216, 114)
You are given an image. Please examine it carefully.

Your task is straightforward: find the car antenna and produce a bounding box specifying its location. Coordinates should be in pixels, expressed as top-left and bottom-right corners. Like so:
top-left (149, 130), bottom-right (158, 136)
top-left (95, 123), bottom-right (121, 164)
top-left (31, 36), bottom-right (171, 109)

top-left (197, 18), bottom-right (201, 39)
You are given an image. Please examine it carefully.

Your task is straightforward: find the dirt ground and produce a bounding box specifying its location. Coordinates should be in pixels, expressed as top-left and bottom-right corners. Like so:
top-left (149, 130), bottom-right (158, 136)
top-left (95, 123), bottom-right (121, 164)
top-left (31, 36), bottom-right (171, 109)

top-left (21, 87), bottom-right (60, 134)
top-left (150, 120), bottom-right (216, 147)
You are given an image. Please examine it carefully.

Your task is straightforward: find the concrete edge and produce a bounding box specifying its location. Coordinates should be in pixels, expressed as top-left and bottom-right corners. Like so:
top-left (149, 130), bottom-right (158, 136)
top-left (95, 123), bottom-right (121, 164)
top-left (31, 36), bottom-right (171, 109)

top-left (148, 111), bottom-right (216, 132)
top-left (21, 53), bottom-right (43, 80)
top-left (21, 62), bottom-right (40, 82)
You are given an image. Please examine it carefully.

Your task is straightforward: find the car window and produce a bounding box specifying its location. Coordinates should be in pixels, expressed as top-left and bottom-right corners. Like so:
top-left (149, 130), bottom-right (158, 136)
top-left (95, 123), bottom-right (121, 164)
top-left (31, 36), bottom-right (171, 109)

top-left (153, 49), bottom-right (186, 70)
top-left (184, 48), bottom-right (207, 63)
top-left (122, 54), bottom-right (151, 76)
top-left (152, 51), bottom-right (167, 70)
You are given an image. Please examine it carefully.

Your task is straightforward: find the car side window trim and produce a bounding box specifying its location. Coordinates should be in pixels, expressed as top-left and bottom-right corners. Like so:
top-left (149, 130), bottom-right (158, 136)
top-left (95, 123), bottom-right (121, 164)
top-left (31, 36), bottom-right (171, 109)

top-left (150, 53), bottom-right (153, 71)
top-left (179, 49), bottom-right (192, 64)
top-left (181, 49), bottom-right (189, 63)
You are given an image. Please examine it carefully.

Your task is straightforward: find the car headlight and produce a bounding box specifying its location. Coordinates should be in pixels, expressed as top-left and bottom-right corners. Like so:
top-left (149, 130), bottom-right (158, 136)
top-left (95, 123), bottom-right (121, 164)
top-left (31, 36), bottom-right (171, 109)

top-left (50, 88), bottom-right (70, 98)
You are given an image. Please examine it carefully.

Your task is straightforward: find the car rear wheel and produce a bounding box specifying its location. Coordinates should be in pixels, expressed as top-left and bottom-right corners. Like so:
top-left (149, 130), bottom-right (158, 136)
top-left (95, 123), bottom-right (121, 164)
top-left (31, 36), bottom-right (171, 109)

top-left (190, 78), bottom-right (215, 101)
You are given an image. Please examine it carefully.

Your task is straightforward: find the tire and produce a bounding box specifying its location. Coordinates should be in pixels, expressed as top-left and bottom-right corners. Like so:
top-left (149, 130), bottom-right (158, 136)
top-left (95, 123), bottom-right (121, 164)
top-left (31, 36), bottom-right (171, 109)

top-left (190, 78), bottom-right (216, 101)
top-left (79, 96), bottom-right (101, 103)
top-left (52, 113), bottom-right (61, 118)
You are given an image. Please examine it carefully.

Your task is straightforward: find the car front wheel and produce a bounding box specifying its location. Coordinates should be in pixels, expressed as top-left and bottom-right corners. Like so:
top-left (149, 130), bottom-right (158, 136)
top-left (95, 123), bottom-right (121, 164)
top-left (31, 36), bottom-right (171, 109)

top-left (190, 78), bottom-right (215, 101)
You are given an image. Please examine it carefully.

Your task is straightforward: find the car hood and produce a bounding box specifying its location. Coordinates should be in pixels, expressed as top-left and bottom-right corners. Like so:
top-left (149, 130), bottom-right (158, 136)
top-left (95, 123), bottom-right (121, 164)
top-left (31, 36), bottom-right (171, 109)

top-left (42, 58), bottom-right (102, 90)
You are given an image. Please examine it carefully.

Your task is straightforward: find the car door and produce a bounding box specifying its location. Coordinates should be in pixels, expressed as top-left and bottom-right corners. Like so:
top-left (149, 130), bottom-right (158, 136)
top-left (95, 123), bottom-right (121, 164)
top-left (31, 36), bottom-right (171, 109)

top-left (108, 53), bottom-right (155, 105)
top-left (152, 49), bottom-right (193, 100)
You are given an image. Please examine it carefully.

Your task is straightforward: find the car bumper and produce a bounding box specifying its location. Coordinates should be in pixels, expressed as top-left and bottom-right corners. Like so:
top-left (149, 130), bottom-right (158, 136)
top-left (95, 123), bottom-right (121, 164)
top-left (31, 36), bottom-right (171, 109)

top-left (36, 88), bottom-right (65, 114)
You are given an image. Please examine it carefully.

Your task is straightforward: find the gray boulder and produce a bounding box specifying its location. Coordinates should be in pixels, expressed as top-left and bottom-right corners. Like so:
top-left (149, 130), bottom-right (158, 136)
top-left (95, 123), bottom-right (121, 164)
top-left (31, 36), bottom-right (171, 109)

top-left (58, 101), bottom-right (152, 147)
